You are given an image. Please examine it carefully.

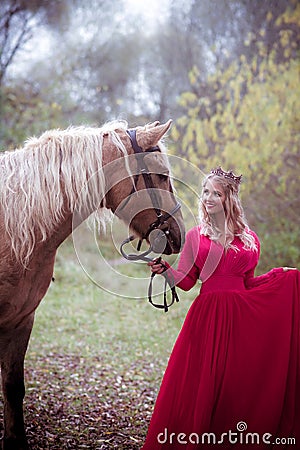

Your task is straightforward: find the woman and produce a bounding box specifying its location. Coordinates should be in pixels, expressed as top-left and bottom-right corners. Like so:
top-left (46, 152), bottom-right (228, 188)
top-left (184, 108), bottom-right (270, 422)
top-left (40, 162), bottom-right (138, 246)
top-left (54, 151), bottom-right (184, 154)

top-left (142, 167), bottom-right (299, 449)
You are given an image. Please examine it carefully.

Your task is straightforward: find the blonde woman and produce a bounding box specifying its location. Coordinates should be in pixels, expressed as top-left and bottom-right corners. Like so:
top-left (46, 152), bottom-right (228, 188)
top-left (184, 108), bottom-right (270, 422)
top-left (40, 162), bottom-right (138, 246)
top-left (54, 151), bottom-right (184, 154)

top-left (143, 167), bottom-right (299, 449)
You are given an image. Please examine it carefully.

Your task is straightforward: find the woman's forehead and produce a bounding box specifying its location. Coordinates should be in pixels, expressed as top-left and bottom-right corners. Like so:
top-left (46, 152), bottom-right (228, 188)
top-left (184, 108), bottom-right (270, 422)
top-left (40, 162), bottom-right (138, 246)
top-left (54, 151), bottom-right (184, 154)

top-left (204, 178), bottom-right (224, 192)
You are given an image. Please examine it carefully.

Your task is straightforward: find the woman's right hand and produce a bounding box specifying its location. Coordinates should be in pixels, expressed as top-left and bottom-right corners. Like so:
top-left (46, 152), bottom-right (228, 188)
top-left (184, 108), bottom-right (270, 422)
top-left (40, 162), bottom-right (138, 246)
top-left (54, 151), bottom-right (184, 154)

top-left (148, 259), bottom-right (166, 274)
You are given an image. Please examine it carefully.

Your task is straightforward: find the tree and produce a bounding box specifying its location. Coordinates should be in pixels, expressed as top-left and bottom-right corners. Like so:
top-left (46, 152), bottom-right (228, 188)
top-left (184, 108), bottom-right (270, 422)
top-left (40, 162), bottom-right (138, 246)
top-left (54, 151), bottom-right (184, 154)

top-left (185, 0), bottom-right (294, 68)
top-left (0, 0), bottom-right (124, 149)
top-left (170, 3), bottom-right (300, 270)
top-left (0, 0), bottom-right (75, 149)
top-left (143, 0), bottom-right (296, 122)
top-left (0, 0), bottom-right (72, 85)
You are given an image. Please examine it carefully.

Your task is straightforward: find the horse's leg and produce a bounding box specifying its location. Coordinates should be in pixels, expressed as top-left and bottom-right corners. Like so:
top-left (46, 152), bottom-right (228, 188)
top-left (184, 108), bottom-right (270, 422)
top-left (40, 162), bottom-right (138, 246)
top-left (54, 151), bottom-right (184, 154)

top-left (1, 314), bottom-right (34, 450)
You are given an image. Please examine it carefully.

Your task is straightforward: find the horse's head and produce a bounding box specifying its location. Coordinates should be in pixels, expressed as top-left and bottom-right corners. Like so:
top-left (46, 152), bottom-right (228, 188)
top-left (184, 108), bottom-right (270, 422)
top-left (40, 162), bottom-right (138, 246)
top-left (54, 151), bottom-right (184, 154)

top-left (104, 120), bottom-right (185, 255)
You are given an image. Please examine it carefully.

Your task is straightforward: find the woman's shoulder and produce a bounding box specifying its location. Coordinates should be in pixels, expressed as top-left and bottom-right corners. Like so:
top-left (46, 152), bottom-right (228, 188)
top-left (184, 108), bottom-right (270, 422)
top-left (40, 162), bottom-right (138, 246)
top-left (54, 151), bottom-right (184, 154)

top-left (186, 225), bottom-right (205, 238)
top-left (182, 226), bottom-right (208, 256)
top-left (185, 225), bottom-right (210, 245)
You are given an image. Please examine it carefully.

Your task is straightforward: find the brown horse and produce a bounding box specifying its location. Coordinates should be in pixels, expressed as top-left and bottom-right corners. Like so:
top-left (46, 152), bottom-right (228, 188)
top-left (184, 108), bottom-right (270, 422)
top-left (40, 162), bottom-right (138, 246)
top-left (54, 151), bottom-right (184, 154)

top-left (0, 120), bottom-right (184, 449)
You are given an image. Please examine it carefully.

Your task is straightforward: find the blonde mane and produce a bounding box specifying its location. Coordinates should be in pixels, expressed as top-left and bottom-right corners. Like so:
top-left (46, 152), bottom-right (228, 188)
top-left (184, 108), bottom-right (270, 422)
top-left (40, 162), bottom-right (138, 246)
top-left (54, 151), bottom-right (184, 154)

top-left (0, 120), bottom-right (132, 266)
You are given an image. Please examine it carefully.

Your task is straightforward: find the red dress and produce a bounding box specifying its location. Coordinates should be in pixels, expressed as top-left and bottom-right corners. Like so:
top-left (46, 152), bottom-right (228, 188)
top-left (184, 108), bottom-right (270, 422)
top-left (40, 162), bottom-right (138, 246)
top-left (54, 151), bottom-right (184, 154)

top-left (142, 227), bottom-right (300, 449)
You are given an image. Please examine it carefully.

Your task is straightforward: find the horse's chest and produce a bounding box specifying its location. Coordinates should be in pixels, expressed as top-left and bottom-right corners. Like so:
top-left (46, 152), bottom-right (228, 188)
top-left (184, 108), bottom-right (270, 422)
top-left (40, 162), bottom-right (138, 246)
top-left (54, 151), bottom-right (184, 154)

top-left (0, 255), bottom-right (55, 329)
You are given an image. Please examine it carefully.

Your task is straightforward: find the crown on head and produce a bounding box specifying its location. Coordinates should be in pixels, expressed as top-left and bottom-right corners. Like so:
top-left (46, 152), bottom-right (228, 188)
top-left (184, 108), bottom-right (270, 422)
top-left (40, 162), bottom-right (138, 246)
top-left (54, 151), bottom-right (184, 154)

top-left (210, 166), bottom-right (242, 186)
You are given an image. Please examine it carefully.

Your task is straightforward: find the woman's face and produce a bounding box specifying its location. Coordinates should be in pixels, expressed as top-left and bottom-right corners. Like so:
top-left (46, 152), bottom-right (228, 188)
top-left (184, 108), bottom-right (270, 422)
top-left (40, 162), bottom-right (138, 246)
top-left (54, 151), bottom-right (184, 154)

top-left (202, 179), bottom-right (226, 215)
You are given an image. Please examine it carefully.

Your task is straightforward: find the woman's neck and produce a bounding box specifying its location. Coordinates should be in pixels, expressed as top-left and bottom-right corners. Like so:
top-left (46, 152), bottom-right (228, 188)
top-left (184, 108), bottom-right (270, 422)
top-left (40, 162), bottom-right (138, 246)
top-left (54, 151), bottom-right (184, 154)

top-left (209, 213), bottom-right (227, 246)
top-left (210, 212), bottom-right (225, 232)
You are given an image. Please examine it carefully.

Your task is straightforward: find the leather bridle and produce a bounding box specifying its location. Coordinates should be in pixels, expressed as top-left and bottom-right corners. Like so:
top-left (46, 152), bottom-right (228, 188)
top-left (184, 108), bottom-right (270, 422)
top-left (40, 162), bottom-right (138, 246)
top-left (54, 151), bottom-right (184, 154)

top-left (119, 128), bottom-right (181, 312)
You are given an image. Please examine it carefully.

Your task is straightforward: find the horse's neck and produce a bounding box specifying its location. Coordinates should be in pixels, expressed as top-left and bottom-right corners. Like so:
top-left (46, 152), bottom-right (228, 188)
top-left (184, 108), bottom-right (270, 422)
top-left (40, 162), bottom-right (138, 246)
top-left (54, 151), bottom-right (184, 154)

top-left (50, 214), bottom-right (74, 250)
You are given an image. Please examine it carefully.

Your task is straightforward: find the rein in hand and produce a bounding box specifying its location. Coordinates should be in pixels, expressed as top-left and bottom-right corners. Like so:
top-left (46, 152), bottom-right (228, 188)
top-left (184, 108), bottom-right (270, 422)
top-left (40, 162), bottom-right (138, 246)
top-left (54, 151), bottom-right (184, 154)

top-left (120, 236), bottom-right (179, 313)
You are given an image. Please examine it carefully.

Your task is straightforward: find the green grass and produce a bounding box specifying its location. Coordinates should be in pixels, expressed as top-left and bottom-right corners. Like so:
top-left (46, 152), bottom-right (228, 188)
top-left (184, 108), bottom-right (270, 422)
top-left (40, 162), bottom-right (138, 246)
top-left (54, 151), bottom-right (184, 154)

top-left (29, 237), bottom-right (196, 361)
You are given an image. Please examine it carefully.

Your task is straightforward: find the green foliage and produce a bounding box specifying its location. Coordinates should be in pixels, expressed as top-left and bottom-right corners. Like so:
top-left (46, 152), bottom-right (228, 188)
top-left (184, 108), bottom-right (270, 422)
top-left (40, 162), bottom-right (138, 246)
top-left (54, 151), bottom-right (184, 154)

top-left (0, 83), bottom-right (66, 150)
top-left (171, 5), bottom-right (300, 271)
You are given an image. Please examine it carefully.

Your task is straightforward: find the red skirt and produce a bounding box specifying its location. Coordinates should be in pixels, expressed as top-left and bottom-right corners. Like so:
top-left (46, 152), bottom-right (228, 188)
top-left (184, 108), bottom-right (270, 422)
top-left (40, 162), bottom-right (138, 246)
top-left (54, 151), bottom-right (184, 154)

top-left (142, 270), bottom-right (300, 449)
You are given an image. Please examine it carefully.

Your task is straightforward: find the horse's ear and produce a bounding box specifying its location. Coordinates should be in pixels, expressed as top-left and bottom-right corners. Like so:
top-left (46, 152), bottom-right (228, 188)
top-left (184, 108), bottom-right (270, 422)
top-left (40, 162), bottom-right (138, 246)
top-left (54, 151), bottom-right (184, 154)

top-left (140, 119), bottom-right (172, 148)
top-left (146, 121), bottom-right (160, 129)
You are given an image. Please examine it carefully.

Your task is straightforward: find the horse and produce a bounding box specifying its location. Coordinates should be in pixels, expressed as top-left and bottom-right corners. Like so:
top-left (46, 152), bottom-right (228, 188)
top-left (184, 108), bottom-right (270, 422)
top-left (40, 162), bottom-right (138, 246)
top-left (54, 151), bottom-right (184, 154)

top-left (0, 119), bottom-right (184, 450)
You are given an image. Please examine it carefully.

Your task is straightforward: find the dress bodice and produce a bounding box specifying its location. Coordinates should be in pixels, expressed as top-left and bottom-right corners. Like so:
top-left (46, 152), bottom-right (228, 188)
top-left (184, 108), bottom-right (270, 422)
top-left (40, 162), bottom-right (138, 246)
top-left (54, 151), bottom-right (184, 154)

top-left (168, 226), bottom-right (283, 293)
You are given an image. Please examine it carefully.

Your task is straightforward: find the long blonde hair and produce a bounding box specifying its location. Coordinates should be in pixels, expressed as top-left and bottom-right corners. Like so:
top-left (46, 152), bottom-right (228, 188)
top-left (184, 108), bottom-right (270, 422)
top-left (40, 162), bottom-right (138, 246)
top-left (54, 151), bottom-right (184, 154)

top-left (199, 173), bottom-right (257, 251)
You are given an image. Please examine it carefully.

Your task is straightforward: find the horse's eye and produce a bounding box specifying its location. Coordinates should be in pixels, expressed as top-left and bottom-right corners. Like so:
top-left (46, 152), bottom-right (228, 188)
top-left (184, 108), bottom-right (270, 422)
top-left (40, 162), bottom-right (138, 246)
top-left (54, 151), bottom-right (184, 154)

top-left (158, 174), bottom-right (168, 181)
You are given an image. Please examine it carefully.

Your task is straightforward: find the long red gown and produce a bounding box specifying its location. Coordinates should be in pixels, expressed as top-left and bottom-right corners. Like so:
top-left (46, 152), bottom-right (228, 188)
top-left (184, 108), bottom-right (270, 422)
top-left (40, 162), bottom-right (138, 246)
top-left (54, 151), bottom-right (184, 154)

top-left (142, 226), bottom-right (300, 449)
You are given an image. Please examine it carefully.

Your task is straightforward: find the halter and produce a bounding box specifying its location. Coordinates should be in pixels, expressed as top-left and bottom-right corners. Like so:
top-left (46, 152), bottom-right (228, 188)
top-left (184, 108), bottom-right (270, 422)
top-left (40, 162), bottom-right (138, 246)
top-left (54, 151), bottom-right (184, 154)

top-left (119, 129), bottom-right (181, 312)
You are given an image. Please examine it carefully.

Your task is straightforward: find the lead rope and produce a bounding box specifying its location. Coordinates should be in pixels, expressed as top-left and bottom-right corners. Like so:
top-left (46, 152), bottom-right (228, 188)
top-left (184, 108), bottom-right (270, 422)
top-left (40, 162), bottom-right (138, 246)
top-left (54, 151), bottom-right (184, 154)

top-left (147, 257), bottom-right (180, 312)
top-left (120, 238), bottom-right (180, 312)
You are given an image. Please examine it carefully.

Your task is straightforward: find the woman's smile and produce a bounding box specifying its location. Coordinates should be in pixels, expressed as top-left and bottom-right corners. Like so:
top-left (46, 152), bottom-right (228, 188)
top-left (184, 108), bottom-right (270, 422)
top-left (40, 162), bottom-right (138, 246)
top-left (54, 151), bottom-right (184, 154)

top-left (202, 180), bottom-right (225, 215)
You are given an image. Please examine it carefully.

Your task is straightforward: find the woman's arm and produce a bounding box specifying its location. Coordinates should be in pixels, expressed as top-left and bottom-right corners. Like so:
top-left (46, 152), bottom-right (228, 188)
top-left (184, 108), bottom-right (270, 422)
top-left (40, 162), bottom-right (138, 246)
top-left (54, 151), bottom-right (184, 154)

top-left (244, 266), bottom-right (285, 289)
top-left (148, 228), bottom-right (200, 291)
top-left (244, 231), bottom-right (297, 288)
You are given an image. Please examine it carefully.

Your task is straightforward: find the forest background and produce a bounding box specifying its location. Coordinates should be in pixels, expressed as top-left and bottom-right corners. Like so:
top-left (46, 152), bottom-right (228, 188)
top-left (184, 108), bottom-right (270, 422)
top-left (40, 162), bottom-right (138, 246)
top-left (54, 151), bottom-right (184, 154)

top-left (0, 0), bottom-right (299, 271)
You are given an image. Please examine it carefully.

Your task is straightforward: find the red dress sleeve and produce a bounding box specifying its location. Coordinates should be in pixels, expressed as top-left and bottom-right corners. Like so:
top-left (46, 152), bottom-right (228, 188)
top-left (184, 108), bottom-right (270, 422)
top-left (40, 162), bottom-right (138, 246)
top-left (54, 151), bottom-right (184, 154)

top-left (244, 267), bottom-right (285, 289)
top-left (244, 231), bottom-right (284, 289)
top-left (166, 228), bottom-right (200, 291)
